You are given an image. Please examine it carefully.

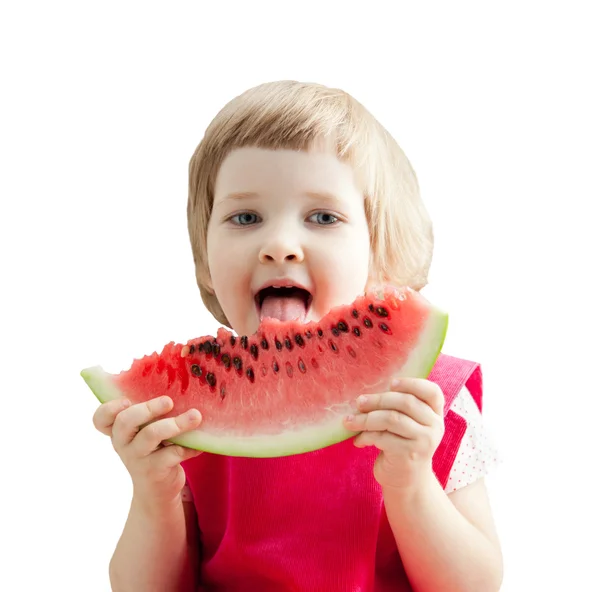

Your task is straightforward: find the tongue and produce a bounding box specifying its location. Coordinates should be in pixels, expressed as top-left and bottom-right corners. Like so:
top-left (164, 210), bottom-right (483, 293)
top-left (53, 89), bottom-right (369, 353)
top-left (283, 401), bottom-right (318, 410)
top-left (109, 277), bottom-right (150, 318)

top-left (260, 295), bottom-right (306, 322)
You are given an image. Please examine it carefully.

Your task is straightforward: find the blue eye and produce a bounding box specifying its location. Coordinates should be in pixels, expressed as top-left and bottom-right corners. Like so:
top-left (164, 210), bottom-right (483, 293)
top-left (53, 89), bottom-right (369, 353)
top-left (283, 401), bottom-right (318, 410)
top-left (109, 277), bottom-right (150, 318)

top-left (309, 212), bottom-right (339, 225)
top-left (230, 212), bottom-right (260, 225)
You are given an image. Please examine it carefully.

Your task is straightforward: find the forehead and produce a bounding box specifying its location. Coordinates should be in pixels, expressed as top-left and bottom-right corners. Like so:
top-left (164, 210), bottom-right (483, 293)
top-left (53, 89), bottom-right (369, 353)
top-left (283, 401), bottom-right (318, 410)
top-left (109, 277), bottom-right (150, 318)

top-left (213, 147), bottom-right (363, 206)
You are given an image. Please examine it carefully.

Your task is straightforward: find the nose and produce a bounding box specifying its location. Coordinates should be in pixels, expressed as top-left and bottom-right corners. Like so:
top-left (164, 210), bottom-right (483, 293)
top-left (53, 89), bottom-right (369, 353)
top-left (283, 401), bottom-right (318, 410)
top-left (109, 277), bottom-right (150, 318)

top-left (258, 232), bottom-right (305, 264)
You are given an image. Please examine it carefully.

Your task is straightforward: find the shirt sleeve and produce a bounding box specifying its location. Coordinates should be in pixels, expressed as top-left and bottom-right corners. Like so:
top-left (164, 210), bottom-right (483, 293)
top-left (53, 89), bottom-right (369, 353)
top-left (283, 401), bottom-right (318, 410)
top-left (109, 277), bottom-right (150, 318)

top-left (444, 385), bottom-right (501, 493)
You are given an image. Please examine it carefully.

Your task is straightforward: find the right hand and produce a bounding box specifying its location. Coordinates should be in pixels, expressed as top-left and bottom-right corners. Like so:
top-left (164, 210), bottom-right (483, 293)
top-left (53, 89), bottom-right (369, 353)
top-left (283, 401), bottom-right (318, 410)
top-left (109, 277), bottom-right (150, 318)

top-left (92, 396), bottom-right (203, 511)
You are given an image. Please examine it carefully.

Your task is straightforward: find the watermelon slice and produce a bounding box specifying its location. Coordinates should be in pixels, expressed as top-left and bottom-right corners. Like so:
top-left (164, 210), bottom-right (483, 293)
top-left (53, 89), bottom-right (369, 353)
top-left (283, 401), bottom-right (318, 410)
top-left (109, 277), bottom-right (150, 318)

top-left (81, 287), bottom-right (448, 457)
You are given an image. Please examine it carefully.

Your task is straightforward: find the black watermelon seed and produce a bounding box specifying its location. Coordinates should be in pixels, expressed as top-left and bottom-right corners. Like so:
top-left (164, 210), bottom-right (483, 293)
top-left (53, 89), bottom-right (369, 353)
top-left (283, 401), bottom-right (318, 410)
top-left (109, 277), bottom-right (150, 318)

top-left (368, 304), bottom-right (375, 313)
top-left (379, 323), bottom-right (391, 334)
top-left (233, 357), bottom-right (243, 371)
top-left (206, 373), bottom-right (216, 387)
top-left (337, 321), bottom-right (349, 332)
top-left (260, 338), bottom-right (269, 350)
top-left (212, 342), bottom-right (221, 357)
top-left (275, 339), bottom-right (283, 351)
top-left (295, 334), bottom-right (305, 347)
top-left (189, 344), bottom-right (196, 354)
top-left (250, 344), bottom-right (259, 360)
top-left (191, 364), bottom-right (202, 377)
top-left (305, 330), bottom-right (312, 339)
top-left (298, 359), bottom-right (306, 373)
top-left (376, 306), bottom-right (388, 317)
top-left (273, 360), bottom-right (279, 373)
top-left (201, 341), bottom-right (212, 354)
top-left (347, 346), bottom-right (357, 358)
top-left (221, 354), bottom-right (231, 369)
top-left (230, 336), bottom-right (237, 347)
top-left (284, 337), bottom-right (293, 350)
top-left (352, 327), bottom-right (361, 337)
top-left (317, 328), bottom-right (324, 338)
top-left (331, 327), bottom-right (340, 337)
top-left (240, 336), bottom-right (248, 349)
top-left (220, 385), bottom-right (226, 399)
top-left (363, 317), bottom-right (373, 328)
top-left (286, 362), bottom-right (293, 377)
top-left (246, 367), bottom-right (255, 382)
top-left (329, 340), bottom-right (338, 352)
top-left (352, 308), bottom-right (359, 318)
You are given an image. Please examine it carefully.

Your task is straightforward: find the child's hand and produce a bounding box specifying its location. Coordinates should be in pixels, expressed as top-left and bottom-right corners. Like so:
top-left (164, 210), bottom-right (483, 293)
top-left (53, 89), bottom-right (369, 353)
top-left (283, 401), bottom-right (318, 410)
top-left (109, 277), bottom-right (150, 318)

top-left (92, 396), bottom-right (203, 512)
top-left (343, 378), bottom-right (445, 491)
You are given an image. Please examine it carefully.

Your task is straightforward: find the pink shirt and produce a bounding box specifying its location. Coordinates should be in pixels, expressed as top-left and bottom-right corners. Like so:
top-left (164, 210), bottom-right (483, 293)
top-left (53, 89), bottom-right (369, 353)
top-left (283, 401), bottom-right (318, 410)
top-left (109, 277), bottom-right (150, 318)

top-left (182, 353), bottom-right (486, 591)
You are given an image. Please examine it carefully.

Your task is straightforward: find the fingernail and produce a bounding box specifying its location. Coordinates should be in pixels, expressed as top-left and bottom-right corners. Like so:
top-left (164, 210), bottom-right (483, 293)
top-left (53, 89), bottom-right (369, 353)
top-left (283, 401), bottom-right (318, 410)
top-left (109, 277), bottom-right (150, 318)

top-left (357, 395), bottom-right (367, 407)
top-left (187, 409), bottom-right (201, 421)
top-left (121, 399), bottom-right (131, 408)
top-left (345, 414), bottom-right (355, 423)
top-left (391, 378), bottom-right (402, 389)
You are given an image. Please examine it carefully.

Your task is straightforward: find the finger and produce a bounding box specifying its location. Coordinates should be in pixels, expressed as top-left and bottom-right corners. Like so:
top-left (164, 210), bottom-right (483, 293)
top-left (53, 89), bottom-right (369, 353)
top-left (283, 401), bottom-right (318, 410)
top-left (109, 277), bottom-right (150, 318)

top-left (150, 442), bottom-right (204, 469)
top-left (92, 398), bottom-right (132, 436)
top-left (131, 409), bottom-right (202, 457)
top-left (353, 430), bottom-right (403, 451)
top-left (355, 391), bottom-right (438, 426)
top-left (344, 409), bottom-right (424, 439)
top-left (390, 378), bottom-right (445, 416)
top-left (112, 396), bottom-right (174, 448)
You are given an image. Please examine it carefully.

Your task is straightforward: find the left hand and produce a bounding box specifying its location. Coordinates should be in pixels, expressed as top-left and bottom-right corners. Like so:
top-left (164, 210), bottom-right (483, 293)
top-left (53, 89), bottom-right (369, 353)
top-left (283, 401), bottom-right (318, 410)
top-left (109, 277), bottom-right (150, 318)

top-left (343, 377), bottom-right (445, 491)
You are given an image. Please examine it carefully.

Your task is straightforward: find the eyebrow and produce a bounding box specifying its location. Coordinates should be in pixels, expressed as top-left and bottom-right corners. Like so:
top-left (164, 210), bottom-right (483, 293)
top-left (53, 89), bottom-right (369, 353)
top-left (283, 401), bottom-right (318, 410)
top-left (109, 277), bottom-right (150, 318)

top-left (219, 191), bottom-right (260, 202)
top-left (218, 190), bottom-right (343, 205)
top-left (303, 190), bottom-right (343, 206)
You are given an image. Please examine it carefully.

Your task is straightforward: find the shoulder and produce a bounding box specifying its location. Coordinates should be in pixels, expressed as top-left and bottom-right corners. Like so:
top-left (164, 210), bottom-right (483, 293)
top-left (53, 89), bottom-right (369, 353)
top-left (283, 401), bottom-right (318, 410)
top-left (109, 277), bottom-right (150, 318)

top-left (428, 352), bottom-right (483, 412)
top-left (429, 352), bottom-right (500, 491)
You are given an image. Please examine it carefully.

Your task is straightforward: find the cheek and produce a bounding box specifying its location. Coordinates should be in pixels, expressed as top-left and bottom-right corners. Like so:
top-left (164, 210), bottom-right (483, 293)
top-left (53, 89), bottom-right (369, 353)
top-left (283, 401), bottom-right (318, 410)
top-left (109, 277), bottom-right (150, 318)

top-left (340, 225), bottom-right (371, 273)
top-left (207, 260), bottom-right (246, 331)
top-left (314, 231), bottom-right (371, 299)
top-left (209, 254), bottom-right (247, 294)
top-left (207, 229), bottom-right (243, 297)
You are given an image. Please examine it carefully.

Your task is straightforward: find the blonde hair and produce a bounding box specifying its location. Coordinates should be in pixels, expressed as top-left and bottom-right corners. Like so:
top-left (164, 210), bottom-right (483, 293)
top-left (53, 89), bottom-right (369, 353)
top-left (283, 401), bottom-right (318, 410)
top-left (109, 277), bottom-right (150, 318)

top-left (187, 80), bottom-right (433, 327)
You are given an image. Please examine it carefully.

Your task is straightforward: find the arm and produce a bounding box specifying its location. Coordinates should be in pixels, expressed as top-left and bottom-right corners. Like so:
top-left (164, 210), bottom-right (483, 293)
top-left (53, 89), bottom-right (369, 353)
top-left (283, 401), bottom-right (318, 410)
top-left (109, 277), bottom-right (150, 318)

top-left (343, 377), bottom-right (503, 592)
top-left (383, 476), bottom-right (503, 592)
top-left (109, 495), bottom-right (200, 592)
top-left (91, 396), bottom-right (204, 592)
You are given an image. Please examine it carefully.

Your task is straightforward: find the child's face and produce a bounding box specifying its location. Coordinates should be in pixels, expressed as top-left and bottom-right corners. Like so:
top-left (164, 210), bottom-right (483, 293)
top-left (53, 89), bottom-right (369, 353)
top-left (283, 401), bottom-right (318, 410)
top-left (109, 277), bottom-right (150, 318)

top-left (206, 147), bottom-right (371, 336)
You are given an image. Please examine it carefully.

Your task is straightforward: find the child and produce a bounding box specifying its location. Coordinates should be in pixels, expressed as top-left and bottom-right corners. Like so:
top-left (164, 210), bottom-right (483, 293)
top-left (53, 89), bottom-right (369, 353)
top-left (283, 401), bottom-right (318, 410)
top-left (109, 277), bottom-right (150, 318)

top-left (92, 80), bottom-right (503, 591)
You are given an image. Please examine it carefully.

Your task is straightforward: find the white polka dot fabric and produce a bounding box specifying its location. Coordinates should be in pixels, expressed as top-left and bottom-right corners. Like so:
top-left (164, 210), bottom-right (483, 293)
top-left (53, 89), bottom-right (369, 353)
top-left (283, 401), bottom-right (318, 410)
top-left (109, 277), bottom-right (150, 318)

top-left (444, 386), bottom-right (500, 493)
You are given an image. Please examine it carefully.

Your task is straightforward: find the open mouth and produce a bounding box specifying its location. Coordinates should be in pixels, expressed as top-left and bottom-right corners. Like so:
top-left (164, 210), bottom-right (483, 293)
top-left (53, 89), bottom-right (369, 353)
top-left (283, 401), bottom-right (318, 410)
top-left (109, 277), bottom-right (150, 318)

top-left (255, 286), bottom-right (313, 322)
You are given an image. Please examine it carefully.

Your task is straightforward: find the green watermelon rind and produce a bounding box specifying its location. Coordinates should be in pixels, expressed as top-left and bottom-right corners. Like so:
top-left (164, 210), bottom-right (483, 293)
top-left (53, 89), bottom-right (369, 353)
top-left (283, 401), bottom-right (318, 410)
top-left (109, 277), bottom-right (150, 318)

top-left (80, 305), bottom-right (448, 458)
top-left (393, 305), bottom-right (448, 380)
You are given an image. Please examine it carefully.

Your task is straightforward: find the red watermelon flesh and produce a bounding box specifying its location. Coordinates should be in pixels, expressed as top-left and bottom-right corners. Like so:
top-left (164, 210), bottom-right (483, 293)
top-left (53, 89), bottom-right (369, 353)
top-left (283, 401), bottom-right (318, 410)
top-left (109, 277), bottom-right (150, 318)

top-left (81, 286), bottom-right (448, 457)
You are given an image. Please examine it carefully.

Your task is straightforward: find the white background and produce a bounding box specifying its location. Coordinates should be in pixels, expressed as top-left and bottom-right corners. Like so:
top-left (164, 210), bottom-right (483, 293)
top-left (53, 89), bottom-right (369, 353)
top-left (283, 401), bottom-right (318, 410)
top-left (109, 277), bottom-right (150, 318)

top-left (1, 1), bottom-right (598, 590)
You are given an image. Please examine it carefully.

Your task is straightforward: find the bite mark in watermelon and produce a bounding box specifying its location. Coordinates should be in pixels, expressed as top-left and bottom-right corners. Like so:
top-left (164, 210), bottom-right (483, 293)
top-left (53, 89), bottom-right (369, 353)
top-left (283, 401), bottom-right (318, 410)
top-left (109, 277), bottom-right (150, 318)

top-left (81, 287), bottom-right (448, 457)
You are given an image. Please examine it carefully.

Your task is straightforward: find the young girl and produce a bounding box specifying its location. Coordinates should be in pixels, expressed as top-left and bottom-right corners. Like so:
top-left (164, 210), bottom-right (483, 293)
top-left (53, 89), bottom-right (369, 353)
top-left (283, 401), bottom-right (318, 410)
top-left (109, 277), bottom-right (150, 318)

top-left (92, 80), bottom-right (503, 591)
